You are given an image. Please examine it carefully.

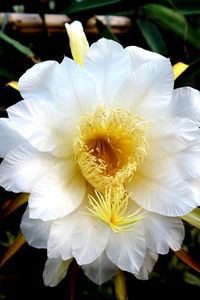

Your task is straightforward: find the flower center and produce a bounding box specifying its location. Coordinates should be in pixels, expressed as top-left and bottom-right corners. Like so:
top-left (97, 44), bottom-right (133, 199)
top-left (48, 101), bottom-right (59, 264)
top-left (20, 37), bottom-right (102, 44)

top-left (74, 106), bottom-right (149, 192)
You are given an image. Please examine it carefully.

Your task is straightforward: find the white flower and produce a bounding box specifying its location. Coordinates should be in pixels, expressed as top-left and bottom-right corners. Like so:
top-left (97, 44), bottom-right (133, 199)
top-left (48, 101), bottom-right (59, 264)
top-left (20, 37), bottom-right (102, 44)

top-left (0, 21), bottom-right (200, 285)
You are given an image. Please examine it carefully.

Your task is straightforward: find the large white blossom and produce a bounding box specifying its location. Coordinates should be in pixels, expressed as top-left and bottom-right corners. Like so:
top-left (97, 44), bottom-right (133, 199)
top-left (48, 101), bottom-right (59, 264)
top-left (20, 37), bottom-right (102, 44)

top-left (0, 21), bottom-right (200, 285)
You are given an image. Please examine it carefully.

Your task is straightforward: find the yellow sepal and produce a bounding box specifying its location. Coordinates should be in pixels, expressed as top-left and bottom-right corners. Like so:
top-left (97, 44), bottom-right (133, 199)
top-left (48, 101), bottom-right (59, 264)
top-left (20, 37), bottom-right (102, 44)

top-left (114, 270), bottom-right (128, 300)
top-left (173, 62), bottom-right (189, 80)
top-left (6, 81), bottom-right (19, 91)
top-left (65, 21), bottom-right (89, 67)
top-left (182, 208), bottom-right (200, 229)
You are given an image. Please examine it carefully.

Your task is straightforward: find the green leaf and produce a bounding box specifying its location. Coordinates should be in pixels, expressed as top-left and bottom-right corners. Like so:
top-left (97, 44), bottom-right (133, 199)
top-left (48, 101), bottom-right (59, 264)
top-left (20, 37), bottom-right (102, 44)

top-left (62, 0), bottom-right (124, 14)
top-left (159, 0), bottom-right (200, 15)
top-left (0, 31), bottom-right (37, 62)
top-left (174, 58), bottom-right (200, 88)
top-left (140, 4), bottom-right (200, 50)
top-left (96, 18), bottom-right (119, 42)
top-left (0, 231), bottom-right (16, 248)
top-left (0, 68), bottom-right (16, 81)
top-left (184, 272), bottom-right (200, 287)
top-left (136, 18), bottom-right (167, 56)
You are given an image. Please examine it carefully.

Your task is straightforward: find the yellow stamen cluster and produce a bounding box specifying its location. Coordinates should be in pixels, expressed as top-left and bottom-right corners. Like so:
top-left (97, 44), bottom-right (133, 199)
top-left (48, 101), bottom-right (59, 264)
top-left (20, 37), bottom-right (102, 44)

top-left (74, 105), bottom-right (148, 232)
top-left (74, 106), bottom-right (149, 193)
top-left (87, 188), bottom-right (145, 233)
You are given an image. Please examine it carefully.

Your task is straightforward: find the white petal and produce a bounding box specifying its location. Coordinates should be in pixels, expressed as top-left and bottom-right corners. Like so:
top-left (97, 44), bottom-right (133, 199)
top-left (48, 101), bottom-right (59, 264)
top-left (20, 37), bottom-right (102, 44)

top-left (47, 213), bottom-right (75, 260)
top-left (147, 117), bottom-right (199, 160)
top-left (126, 46), bottom-right (165, 70)
top-left (54, 57), bottom-right (99, 113)
top-left (172, 146), bottom-right (200, 180)
top-left (142, 214), bottom-right (184, 254)
top-left (19, 60), bottom-right (60, 101)
top-left (106, 223), bottom-right (146, 274)
top-left (43, 257), bottom-right (72, 287)
top-left (114, 59), bottom-right (174, 117)
top-left (9, 58), bottom-right (99, 157)
top-left (168, 87), bottom-right (200, 125)
top-left (7, 99), bottom-right (74, 157)
top-left (82, 251), bottom-right (118, 285)
top-left (128, 158), bottom-right (199, 216)
top-left (29, 161), bottom-right (86, 221)
top-left (0, 143), bottom-right (58, 193)
top-left (19, 57), bottom-right (98, 113)
top-left (0, 118), bottom-right (25, 158)
top-left (20, 207), bottom-right (51, 248)
top-left (72, 214), bottom-right (110, 265)
top-left (84, 38), bottom-right (130, 104)
top-left (189, 178), bottom-right (200, 205)
top-left (134, 249), bottom-right (158, 280)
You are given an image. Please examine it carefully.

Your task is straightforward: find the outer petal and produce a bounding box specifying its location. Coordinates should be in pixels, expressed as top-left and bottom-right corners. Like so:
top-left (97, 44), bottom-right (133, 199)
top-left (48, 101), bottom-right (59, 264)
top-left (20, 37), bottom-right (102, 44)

top-left (43, 257), bottom-right (73, 287)
top-left (106, 222), bottom-right (146, 274)
top-left (189, 178), bottom-right (200, 205)
top-left (20, 207), bottom-right (51, 248)
top-left (142, 213), bottom-right (184, 254)
top-left (47, 213), bottom-right (75, 260)
top-left (0, 143), bottom-right (58, 193)
top-left (29, 161), bottom-right (86, 221)
top-left (146, 117), bottom-right (199, 160)
top-left (82, 251), bottom-right (118, 285)
top-left (7, 99), bottom-right (74, 157)
top-left (0, 118), bottom-right (25, 158)
top-left (84, 38), bottom-right (130, 104)
top-left (19, 57), bottom-right (98, 111)
top-left (126, 46), bottom-right (165, 70)
top-left (114, 59), bottom-right (174, 118)
top-left (9, 58), bottom-right (99, 157)
top-left (128, 158), bottom-right (199, 216)
top-left (167, 87), bottom-right (200, 125)
top-left (72, 214), bottom-right (110, 265)
top-left (134, 249), bottom-right (158, 280)
top-left (172, 145), bottom-right (200, 180)
top-left (19, 60), bottom-right (60, 101)
top-left (53, 57), bottom-right (99, 113)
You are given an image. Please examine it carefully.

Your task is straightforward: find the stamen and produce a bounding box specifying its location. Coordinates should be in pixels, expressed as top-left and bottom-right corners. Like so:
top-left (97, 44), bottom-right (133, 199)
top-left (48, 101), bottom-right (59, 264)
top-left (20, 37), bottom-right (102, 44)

top-left (74, 106), bottom-right (149, 193)
top-left (87, 187), bottom-right (145, 233)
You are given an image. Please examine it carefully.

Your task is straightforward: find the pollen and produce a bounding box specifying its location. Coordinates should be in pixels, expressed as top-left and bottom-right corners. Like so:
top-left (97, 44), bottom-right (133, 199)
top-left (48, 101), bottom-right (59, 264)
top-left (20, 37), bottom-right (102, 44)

top-left (74, 105), bottom-right (149, 192)
top-left (87, 187), bottom-right (145, 232)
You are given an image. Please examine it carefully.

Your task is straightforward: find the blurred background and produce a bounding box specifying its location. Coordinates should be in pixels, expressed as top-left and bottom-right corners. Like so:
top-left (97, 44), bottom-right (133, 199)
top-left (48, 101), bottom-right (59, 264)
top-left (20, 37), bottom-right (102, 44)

top-left (0, 0), bottom-right (200, 299)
